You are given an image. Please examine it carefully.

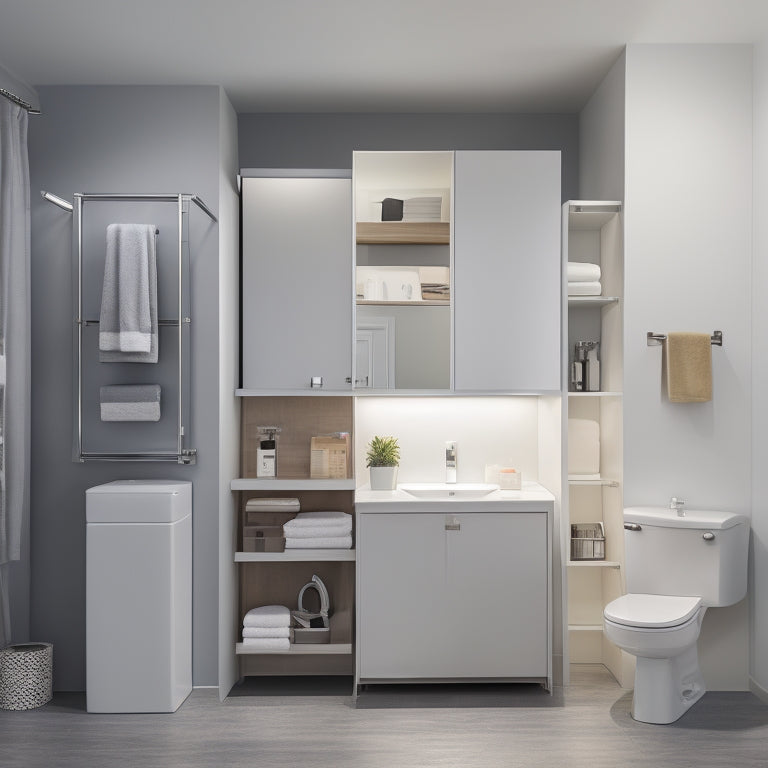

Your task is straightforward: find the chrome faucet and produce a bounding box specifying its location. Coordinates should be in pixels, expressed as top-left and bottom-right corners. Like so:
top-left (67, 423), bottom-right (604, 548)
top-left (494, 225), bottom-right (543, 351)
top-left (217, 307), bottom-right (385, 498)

top-left (445, 441), bottom-right (457, 483)
top-left (670, 497), bottom-right (685, 516)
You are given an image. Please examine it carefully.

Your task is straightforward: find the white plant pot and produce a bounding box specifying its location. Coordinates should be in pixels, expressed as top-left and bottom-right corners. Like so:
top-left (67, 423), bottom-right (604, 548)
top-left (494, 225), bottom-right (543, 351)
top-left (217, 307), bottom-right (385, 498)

top-left (369, 466), bottom-right (398, 491)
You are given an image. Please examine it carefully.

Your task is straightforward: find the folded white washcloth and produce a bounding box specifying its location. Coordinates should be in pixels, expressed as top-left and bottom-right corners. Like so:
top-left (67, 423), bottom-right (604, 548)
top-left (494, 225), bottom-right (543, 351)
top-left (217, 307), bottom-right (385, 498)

top-left (567, 281), bottom-right (602, 296)
top-left (284, 511), bottom-right (349, 527)
top-left (285, 535), bottom-right (353, 550)
top-left (242, 637), bottom-right (290, 650)
top-left (242, 605), bottom-right (291, 628)
top-left (567, 261), bottom-right (601, 282)
top-left (242, 626), bottom-right (291, 639)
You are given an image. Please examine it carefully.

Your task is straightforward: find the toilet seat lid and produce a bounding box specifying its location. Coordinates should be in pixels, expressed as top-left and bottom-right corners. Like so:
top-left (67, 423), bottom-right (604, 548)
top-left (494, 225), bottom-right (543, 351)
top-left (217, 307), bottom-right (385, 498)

top-left (604, 594), bottom-right (702, 628)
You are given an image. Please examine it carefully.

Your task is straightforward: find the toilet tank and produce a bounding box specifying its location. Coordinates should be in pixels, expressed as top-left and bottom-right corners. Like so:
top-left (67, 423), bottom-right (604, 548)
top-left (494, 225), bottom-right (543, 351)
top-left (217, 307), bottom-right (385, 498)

top-left (623, 506), bottom-right (749, 607)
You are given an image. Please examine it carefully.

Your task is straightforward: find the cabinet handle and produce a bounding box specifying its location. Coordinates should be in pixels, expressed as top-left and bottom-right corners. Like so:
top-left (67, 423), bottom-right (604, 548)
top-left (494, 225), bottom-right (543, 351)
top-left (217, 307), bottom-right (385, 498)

top-left (624, 523), bottom-right (642, 531)
top-left (445, 518), bottom-right (461, 531)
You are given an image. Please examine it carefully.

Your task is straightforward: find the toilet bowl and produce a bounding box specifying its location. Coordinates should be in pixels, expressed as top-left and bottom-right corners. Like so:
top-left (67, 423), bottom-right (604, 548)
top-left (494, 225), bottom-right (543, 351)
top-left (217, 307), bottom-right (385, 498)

top-left (604, 506), bottom-right (749, 725)
top-left (604, 594), bottom-right (706, 724)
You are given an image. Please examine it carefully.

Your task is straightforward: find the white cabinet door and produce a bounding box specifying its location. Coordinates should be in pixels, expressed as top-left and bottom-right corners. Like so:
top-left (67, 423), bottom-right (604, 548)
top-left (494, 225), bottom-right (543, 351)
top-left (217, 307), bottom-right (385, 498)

top-left (453, 151), bottom-right (561, 392)
top-left (358, 511), bottom-right (548, 679)
top-left (242, 174), bottom-right (352, 390)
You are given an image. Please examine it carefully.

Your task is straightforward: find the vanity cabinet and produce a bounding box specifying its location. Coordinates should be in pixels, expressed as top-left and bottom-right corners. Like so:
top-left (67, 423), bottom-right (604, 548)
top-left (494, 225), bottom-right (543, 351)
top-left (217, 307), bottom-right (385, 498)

top-left (241, 171), bottom-right (353, 391)
top-left (453, 150), bottom-right (562, 392)
top-left (356, 505), bottom-right (549, 684)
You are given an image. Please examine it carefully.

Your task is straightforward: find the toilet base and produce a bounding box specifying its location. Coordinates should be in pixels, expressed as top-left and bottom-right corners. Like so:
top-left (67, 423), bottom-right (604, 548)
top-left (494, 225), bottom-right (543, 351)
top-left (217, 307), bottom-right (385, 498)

top-left (631, 644), bottom-right (706, 724)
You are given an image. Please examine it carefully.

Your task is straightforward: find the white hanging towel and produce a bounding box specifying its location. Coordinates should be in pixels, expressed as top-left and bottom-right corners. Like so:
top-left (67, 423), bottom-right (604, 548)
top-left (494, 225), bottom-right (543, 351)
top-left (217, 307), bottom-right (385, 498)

top-left (99, 223), bottom-right (158, 362)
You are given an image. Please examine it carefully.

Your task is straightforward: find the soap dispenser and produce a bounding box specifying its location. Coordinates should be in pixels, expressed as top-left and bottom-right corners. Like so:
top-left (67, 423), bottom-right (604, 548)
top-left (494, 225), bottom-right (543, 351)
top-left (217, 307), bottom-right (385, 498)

top-left (256, 426), bottom-right (280, 478)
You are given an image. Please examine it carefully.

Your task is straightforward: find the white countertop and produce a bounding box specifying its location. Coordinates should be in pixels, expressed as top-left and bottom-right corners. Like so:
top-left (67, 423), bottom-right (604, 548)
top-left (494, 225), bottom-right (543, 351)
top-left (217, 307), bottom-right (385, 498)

top-left (355, 481), bottom-right (554, 513)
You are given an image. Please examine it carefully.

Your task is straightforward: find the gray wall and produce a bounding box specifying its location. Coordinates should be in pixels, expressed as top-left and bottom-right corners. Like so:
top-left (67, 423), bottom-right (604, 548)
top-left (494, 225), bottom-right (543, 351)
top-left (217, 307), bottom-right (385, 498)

top-left (238, 113), bottom-right (579, 201)
top-left (29, 86), bottom-right (225, 689)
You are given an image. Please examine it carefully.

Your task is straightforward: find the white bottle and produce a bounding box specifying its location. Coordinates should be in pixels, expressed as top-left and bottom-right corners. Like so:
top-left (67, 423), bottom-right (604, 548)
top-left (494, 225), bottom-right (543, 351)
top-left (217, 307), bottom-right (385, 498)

top-left (256, 428), bottom-right (278, 477)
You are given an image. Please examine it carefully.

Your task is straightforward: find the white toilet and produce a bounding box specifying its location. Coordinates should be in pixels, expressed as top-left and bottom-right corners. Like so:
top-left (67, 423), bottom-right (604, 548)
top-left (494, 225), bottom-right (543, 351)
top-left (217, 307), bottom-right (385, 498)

top-left (603, 505), bottom-right (749, 724)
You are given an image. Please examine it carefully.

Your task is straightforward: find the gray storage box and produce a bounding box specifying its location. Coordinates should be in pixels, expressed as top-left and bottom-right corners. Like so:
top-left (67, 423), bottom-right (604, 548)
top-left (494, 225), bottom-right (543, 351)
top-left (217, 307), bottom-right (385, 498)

top-left (243, 525), bottom-right (285, 552)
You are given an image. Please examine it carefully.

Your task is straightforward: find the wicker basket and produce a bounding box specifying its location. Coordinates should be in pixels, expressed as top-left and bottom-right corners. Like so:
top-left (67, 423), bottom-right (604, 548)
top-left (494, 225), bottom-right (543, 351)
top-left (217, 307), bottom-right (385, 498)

top-left (0, 643), bottom-right (53, 710)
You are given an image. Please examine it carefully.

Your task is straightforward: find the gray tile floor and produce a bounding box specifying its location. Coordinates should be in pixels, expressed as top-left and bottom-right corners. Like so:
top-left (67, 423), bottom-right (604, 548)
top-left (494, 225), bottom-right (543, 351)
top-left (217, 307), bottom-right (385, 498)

top-left (2, 665), bottom-right (768, 768)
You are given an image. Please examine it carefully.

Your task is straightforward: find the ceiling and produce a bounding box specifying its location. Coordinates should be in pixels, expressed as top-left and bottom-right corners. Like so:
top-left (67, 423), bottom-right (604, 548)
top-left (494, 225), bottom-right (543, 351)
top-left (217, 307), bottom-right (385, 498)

top-left (2, 0), bottom-right (768, 114)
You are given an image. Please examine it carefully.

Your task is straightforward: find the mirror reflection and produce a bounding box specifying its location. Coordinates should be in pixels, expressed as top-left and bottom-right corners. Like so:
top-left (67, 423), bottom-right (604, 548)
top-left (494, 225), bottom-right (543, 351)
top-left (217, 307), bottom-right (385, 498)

top-left (353, 151), bottom-right (453, 390)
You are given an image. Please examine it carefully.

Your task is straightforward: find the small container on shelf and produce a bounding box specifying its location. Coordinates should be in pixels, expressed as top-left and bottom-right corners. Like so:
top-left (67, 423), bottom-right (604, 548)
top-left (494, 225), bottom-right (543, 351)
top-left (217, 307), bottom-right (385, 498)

top-left (243, 525), bottom-right (285, 553)
top-left (570, 522), bottom-right (606, 561)
top-left (499, 467), bottom-right (522, 490)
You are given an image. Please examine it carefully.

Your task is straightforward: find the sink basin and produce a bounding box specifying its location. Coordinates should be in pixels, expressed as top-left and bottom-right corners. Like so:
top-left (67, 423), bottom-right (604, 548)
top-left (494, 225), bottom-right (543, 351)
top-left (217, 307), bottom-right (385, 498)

top-left (398, 483), bottom-right (500, 500)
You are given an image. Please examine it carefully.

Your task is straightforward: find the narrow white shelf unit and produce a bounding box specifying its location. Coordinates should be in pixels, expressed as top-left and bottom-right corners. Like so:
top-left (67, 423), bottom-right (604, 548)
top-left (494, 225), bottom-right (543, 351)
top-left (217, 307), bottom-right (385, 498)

top-left (236, 643), bottom-right (353, 656)
top-left (231, 478), bottom-right (356, 491)
top-left (235, 550), bottom-right (356, 563)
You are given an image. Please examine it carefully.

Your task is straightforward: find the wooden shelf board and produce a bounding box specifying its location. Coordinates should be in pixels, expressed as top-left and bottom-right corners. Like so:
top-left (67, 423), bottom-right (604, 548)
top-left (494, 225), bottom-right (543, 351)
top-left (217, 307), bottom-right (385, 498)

top-left (235, 550), bottom-right (356, 563)
top-left (356, 221), bottom-right (449, 244)
top-left (356, 299), bottom-right (449, 306)
top-left (231, 478), bottom-right (356, 491)
top-left (236, 642), bottom-right (353, 655)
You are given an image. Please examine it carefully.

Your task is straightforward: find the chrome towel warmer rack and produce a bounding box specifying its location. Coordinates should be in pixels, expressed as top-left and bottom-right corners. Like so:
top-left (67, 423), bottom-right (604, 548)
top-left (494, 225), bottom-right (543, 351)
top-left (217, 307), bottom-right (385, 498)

top-left (42, 191), bottom-right (217, 463)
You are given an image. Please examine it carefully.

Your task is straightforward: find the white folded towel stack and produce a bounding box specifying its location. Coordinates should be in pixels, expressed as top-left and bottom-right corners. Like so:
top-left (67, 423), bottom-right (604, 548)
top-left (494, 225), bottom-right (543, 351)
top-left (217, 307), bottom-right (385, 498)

top-left (283, 511), bottom-right (353, 550)
top-left (567, 261), bottom-right (602, 296)
top-left (242, 604), bottom-right (291, 650)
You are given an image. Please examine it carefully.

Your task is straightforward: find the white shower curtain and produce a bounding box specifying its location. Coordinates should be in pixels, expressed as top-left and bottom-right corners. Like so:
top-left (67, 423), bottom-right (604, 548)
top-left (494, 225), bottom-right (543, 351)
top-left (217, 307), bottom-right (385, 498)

top-left (0, 99), bottom-right (31, 648)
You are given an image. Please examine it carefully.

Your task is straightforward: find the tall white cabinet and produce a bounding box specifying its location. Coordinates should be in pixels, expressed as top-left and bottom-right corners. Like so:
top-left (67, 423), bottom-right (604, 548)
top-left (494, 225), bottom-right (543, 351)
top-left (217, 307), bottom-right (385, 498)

top-left (562, 201), bottom-right (630, 687)
top-left (241, 171), bottom-right (353, 391)
top-left (453, 151), bottom-right (561, 392)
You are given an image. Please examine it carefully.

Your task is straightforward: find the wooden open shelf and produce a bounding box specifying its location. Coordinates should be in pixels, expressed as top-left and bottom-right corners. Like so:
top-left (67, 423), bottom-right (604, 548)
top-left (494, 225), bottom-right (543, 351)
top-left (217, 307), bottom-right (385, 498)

top-left (356, 221), bottom-right (449, 244)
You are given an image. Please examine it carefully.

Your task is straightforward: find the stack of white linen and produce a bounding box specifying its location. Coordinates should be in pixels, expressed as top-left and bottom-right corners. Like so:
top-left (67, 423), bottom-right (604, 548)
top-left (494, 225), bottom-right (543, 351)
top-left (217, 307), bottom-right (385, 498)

top-left (242, 605), bottom-right (291, 650)
top-left (567, 262), bottom-right (601, 296)
top-left (283, 511), bottom-right (353, 550)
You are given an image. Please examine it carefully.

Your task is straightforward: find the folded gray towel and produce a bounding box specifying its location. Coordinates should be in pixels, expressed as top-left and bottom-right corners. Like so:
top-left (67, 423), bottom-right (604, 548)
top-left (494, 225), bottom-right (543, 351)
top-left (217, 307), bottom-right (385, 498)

top-left (99, 223), bottom-right (158, 363)
top-left (100, 384), bottom-right (161, 422)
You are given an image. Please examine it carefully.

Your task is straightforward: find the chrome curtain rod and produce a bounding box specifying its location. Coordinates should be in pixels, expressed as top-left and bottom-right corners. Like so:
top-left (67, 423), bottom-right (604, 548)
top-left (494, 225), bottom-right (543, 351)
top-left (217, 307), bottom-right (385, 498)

top-left (0, 85), bottom-right (41, 114)
top-left (40, 191), bottom-right (218, 222)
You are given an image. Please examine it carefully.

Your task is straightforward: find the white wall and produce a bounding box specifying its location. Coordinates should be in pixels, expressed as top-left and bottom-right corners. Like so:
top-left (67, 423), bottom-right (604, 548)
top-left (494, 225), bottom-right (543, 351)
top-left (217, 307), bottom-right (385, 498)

top-left (623, 44), bottom-right (753, 690)
top-left (579, 50), bottom-right (625, 202)
top-left (354, 397), bottom-right (540, 486)
top-left (751, 40), bottom-right (768, 701)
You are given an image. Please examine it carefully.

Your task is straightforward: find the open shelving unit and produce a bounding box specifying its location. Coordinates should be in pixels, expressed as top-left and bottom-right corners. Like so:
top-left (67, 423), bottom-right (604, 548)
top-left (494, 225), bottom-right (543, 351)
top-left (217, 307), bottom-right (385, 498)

top-left (232, 395), bottom-right (356, 678)
top-left (562, 200), bottom-right (629, 686)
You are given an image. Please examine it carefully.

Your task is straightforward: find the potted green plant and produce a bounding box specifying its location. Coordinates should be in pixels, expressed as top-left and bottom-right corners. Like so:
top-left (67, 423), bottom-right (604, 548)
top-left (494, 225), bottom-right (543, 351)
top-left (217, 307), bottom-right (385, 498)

top-left (366, 435), bottom-right (400, 490)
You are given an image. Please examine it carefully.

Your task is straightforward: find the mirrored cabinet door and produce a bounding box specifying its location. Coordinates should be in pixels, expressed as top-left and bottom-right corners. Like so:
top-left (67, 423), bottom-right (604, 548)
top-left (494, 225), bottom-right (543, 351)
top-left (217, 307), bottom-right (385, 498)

top-left (353, 151), bottom-right (453, 391)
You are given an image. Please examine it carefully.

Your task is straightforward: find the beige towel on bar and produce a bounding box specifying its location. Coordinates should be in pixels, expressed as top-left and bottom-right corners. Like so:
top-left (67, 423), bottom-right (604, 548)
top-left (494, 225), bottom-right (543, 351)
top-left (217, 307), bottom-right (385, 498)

top-left (665, 332), bottom-right (712, 403)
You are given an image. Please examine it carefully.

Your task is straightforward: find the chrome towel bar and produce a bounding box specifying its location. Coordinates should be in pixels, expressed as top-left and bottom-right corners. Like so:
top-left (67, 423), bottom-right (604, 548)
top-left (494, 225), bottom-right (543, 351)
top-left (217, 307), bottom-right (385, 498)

top-left (647, 330), bottom-right (722, 347)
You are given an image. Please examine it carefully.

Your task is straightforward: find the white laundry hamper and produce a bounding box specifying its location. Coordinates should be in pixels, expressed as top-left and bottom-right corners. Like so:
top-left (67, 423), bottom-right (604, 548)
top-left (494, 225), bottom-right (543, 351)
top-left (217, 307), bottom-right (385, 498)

top-left (0, 642), bottom-right (53, 710)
